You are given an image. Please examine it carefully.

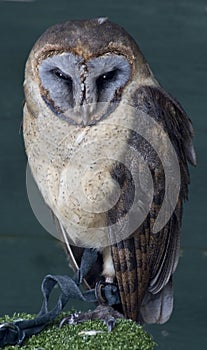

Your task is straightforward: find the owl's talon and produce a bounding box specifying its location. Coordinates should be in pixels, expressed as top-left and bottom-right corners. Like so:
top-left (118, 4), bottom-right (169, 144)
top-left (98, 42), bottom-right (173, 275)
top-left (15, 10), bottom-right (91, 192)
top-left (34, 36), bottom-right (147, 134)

top-left (103, 316), bottom-right (116, 332)
top-left (59, 311), bottom-right (80, 328)
top-left (59, 305), bottom-right (124, 331)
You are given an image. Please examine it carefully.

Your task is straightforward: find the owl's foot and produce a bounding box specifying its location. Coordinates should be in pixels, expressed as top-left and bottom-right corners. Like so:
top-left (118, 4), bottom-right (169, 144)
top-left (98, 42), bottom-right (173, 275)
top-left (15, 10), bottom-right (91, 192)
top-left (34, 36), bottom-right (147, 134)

top-left (59, 305), bottom-right (125, 332)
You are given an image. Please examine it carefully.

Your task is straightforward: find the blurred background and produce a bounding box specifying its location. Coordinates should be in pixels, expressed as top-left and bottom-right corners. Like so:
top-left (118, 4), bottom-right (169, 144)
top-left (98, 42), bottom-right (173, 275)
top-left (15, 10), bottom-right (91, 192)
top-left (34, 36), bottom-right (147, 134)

top-left (0, 0), bottom-right (206, 349)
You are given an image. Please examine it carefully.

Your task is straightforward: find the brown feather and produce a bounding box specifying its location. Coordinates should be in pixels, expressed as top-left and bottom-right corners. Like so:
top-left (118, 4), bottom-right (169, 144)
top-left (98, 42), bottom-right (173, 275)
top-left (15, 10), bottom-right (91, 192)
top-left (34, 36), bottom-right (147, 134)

top-left (109, 85), bottom-right (195, 322)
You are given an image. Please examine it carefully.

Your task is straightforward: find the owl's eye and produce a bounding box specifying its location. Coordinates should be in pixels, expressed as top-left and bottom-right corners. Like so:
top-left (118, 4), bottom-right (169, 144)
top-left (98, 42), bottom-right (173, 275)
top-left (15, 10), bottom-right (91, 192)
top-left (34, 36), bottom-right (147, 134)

top-left (96, 69), bottom-right (118, 88)
top-left (101, 70), bottom-right (118, 81)
top-left (51, 68), bottom-right (72, 84)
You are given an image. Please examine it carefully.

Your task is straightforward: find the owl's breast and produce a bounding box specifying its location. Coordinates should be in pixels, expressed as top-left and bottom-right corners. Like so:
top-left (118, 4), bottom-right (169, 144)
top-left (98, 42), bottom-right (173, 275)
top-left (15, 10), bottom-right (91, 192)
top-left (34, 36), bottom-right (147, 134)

top-left (23, 102), bottom-right (135, 249)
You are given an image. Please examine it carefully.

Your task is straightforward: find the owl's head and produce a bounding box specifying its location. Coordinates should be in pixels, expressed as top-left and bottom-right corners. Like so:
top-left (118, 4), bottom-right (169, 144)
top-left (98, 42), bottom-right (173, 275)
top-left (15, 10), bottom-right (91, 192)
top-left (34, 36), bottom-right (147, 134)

top-left (24, 18), bottom-right (152, 126)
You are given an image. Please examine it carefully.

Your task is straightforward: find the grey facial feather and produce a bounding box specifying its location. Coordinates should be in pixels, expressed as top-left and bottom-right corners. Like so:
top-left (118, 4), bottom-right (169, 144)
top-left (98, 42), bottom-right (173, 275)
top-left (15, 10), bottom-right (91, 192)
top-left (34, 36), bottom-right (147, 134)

top-left (39, 53), bottom-right (83, 111)
top-left (39, 52), bottom-right (131, 122)
top-left (86, 55), bottom-right (131, 103)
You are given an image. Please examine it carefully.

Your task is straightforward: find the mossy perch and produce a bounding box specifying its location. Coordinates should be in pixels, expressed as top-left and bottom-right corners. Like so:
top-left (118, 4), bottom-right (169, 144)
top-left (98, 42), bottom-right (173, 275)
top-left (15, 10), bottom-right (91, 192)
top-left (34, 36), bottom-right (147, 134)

top-left (0, 313), bottom-right (156, 349)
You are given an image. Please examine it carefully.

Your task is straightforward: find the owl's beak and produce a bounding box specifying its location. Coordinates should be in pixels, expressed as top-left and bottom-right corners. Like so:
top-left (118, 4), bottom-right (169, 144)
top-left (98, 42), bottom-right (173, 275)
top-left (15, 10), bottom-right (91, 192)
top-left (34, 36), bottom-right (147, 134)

top-left (82, 102), bottom-right (96, 126)
top-left (82, 104), bottom-right (90, 126)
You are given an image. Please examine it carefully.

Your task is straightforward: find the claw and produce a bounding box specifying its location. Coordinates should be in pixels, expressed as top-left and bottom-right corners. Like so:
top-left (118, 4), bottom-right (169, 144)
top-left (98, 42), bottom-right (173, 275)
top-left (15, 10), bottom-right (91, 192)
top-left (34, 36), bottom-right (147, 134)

top-left (59, 311), bottom-right (80, 328)
top-left (103, 316), bottom-right (116, 332)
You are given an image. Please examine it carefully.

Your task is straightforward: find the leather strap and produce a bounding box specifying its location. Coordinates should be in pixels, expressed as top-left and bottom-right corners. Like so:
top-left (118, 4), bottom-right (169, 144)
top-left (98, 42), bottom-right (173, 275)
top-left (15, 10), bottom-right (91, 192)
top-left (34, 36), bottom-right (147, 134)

top-left (0, 273), bottom-right (120, 347)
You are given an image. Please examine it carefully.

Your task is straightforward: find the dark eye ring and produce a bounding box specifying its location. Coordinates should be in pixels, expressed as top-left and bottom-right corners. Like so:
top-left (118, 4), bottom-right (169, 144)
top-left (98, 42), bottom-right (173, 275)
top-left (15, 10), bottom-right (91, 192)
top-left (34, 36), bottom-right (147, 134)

top-left (98, 69), bottom-right (118, 83)
top-left (51, 68), bottom-right (72, 83)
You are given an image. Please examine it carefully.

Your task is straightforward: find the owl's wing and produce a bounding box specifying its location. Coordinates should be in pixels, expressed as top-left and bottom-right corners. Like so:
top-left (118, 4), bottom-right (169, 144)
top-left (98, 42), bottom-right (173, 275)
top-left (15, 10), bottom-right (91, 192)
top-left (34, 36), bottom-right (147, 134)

top-left (110, 85), bottom-right (196, 324)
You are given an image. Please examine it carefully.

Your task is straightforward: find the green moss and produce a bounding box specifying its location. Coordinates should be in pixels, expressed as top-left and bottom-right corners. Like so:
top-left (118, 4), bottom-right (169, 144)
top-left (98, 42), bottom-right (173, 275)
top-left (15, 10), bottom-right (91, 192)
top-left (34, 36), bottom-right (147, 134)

top-left (0, 313), bottom-right (156, 350)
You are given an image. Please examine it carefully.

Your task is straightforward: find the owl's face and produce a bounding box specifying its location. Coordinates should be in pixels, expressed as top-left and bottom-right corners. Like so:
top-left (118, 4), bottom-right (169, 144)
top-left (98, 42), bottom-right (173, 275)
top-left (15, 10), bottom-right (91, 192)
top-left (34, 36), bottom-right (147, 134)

top-left (25, 18), bottom-right (152, 127)
top-left (39, 52), bottom-right (131, 126)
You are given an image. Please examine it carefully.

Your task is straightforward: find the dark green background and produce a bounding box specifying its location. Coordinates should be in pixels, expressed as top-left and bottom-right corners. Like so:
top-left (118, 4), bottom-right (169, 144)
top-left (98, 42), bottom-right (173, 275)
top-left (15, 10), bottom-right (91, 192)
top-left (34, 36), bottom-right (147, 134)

top-left (0, 0), bottom-right (206, 349)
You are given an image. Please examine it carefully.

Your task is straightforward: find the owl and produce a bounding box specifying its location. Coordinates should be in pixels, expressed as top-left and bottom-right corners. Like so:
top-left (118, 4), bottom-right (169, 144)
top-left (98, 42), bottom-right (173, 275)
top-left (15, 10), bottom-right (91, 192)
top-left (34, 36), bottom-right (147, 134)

top-left (23, 18), bottom-right (196, 326)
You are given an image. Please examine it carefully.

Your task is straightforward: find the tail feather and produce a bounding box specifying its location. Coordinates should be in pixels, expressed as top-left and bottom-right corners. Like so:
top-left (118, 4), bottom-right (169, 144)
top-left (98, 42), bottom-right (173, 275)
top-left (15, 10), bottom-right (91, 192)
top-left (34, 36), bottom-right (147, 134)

top-left (140, 278), bottom-right (173, 324)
